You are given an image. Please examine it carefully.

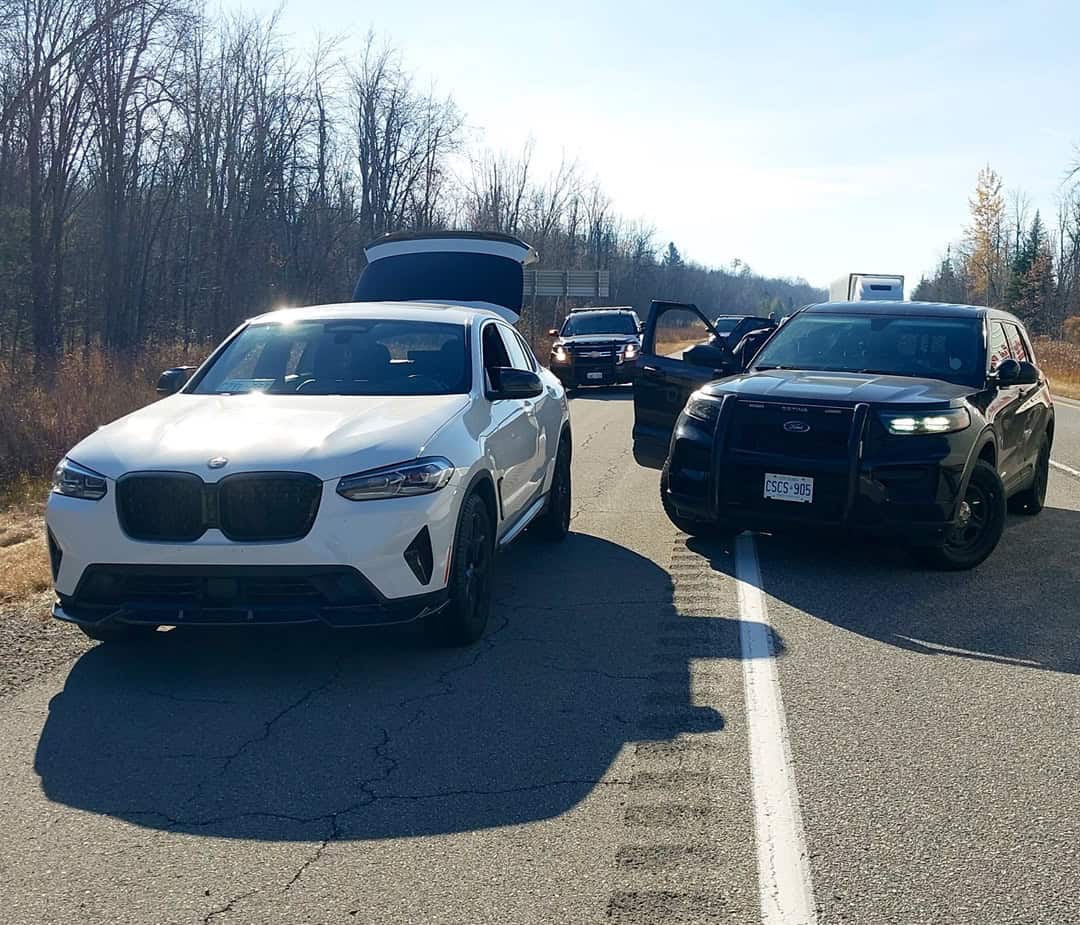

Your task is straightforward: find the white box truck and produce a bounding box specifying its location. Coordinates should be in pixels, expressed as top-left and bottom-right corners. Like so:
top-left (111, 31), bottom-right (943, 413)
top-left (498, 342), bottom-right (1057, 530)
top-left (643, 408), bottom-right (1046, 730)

top-left (829, 273), bottom-right (904, 301)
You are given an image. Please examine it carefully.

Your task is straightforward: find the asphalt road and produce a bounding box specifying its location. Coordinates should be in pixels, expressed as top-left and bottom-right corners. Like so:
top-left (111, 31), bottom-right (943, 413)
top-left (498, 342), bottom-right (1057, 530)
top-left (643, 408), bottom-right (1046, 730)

top-left (1, 389), bottom-right (1078, 924)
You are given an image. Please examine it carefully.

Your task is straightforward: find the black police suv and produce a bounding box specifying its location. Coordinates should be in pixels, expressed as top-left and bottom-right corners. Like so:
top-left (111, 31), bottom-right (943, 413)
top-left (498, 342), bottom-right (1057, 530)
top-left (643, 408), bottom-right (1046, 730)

top-left (548, 307), bottom-right (643, 390)
top-left (633, 300), bottom-right (1054, 570)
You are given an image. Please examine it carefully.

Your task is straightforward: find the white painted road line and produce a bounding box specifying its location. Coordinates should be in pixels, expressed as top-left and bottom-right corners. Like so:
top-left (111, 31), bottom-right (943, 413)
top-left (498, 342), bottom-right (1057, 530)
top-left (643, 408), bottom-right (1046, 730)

top-left (735, 532), bottom-right (818, 925)
top-left (1051, 459), bottom-right (1080, 480)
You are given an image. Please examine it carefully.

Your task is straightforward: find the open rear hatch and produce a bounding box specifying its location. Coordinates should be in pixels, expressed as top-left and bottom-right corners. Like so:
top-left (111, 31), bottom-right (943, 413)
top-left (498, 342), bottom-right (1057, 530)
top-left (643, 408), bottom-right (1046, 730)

top-left (353, 232), bottom-right (539, 323)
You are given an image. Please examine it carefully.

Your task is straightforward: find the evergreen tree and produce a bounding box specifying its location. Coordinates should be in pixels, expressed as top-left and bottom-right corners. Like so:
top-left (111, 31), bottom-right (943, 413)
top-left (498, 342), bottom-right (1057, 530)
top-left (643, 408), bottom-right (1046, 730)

top-left (661, 242), bottom-right (684, 268)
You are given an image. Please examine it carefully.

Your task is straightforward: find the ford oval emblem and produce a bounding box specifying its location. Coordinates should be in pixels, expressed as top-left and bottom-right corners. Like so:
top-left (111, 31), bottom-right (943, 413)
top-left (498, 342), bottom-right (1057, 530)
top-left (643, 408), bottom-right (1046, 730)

top-left (207, 456), bottom-right (228, 469)
top-left (783, 420), bottom-right (811, 434)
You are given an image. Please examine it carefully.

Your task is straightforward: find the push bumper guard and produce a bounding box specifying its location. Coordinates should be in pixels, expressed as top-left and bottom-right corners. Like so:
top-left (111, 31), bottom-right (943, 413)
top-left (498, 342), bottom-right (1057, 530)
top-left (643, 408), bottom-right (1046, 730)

top-left (663, 395), bottom-right (961, 541)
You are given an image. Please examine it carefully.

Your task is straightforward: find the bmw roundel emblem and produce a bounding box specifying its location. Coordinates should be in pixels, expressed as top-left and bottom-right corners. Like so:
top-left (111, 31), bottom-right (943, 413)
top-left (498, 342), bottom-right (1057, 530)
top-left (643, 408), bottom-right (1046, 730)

top-left (783, 420), bottom-right (811, 434)
top-left (207, 456), bottom-right (229, 469)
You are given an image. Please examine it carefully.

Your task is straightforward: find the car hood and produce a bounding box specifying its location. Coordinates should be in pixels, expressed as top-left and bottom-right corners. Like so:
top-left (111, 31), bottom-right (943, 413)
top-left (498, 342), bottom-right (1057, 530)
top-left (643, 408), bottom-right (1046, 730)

top-left (67, 393), bottom-right (470, 482)
top-left (558, 334), bottom-right (639, 346)
top-left (707, 369), bottom-right (973, 406)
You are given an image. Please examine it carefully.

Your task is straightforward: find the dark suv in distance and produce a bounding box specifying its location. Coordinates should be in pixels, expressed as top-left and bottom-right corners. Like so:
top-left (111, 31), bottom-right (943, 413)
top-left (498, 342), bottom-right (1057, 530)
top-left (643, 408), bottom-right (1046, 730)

top-left (633, 300), bottom-right (1054, 570)
top-left (548, 307), bottom-right (643, 390)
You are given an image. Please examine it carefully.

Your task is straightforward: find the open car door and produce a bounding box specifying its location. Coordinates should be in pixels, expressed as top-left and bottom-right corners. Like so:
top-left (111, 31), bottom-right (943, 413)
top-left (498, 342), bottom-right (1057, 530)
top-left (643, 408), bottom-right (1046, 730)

top-left (632, 301), bottom-right (738, 469)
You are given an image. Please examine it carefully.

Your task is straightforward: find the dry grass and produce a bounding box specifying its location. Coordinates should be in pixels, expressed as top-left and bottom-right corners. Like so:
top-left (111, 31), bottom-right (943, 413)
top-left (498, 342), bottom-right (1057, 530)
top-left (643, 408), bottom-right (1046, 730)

top-left (0, 342), bottom-right (208, 486)
top-left (0, 343), bottom-right (207, 611)
top-left (0, 501), bottom-right (50, 608)
top-left (1036, 338), bottom-right (1080, 400)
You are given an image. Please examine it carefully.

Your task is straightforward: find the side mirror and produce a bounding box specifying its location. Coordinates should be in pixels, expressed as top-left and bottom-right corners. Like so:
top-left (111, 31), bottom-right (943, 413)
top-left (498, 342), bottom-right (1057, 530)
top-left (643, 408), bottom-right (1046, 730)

top-left (994, 358), bottom-right (1021, 384)
top-left (1016, 360), bottom-right (1040, 386)
top-left (156, 366), bottom-right (196, 395)
top-left (487, 367), bottom-right (544, 400)
top-left (637, 321), bottom-right (645, 334)
top-left (547, 328), bottom-right (559, 337)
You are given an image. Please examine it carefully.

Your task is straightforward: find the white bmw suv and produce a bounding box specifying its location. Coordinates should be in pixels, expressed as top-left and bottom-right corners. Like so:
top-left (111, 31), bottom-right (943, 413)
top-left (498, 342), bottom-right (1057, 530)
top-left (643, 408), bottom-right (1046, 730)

top-left (45, 233), bottom-right (571, 646)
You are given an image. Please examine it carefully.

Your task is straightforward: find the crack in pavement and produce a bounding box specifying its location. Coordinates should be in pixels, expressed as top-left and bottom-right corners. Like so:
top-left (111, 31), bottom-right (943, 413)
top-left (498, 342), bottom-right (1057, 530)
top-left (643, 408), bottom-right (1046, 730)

top-left (203, 887), bottom-right (259, 924)
top-left (179, 656), bottom-right (347, 811)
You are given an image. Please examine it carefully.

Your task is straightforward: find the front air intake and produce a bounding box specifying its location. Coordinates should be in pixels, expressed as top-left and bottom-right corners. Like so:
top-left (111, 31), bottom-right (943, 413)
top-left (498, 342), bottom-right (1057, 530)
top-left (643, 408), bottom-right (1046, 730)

top-left (403, 527), bottom-right (434, 585)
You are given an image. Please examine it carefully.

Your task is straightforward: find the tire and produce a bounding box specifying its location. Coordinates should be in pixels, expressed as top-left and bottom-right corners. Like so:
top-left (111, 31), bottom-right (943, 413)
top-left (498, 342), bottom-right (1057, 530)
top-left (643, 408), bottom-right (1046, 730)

top-left (913, 459), bottom-right (1006, 570)
top-left (660, 466), bottom-right (731, 539)
top-left (1008, 434), bottom-right (1050, 516)
top-left (531, 437), bottom-right (572, 541)
top-left (425, 492), bottom-right (495, 646)
top-left (79, 623), bottom-right (157, 643)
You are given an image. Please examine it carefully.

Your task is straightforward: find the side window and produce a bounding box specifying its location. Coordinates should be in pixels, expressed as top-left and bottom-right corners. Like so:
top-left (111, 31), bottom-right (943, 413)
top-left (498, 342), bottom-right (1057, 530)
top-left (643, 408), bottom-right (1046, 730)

top-left (987, 322), bottom-right (1011, 371)
top-left (507, 330), bottom-right (537, 369)
top-left (1005, 324), bottom-right (1030, 363)
top-left (482, 323), bottom-right (512, 374)
top-left (503, 324), bottom-right (537, 369)
top-left (646, 304), bottom-right (715, 361)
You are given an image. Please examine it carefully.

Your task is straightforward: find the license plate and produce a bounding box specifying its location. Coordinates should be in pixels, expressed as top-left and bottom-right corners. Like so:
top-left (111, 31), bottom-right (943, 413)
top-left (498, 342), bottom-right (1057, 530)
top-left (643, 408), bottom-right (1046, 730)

top-left (586, 372), bottom-right (605, 380)
top-left (763, 473), bottom-right (814, 503)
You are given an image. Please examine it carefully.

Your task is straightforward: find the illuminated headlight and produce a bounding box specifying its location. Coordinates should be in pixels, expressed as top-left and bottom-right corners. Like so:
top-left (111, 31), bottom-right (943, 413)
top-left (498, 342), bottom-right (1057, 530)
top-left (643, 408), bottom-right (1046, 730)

top-left (337, 457), bottom-right (454, 501)
top-left (551, 345), bottom-right (569, 364)
top-left (51, 457), bottom-right (108, 501)
top-left (880, 408), bottom-right (970, 435)
top-left (620, 343), bottom-right (639, 362)
top-left (684, 392), bottom-right (722, 427)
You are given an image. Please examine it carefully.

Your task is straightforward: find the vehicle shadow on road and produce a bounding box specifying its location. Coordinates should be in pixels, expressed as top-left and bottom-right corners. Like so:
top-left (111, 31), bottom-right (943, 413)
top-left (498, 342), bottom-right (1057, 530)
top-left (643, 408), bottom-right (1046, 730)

top-left (34, 531), bottom-right (780, 841)
top-left (739, 505), bottom-right (1080, 675)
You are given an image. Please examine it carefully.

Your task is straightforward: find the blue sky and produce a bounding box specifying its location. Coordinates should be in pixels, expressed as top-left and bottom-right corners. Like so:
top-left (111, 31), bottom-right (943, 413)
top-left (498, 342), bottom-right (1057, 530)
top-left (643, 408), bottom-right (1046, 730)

top-left (248, 0), bottom-right (1079, 292)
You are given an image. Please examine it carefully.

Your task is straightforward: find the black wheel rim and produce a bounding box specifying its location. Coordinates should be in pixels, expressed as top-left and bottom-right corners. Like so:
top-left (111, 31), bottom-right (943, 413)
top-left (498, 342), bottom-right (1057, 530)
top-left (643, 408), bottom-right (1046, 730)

top-left (553, 452), bottom-right (571, 531)
top-left (946, 480), bottom-right (994, 554)
top-left (461, 509), bottom-right (491, 626)
top-left (1035, 445), bottom-right (1049, 506)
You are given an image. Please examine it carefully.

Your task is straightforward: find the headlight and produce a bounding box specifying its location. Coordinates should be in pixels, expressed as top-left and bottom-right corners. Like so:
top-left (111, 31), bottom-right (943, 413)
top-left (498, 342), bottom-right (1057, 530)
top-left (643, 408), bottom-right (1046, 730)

top-left (880, 408), bottom-right (970, 435)
top-left (551, 345), bottom-right (569, 363)
top-left (52, 457), bottom-right (108, 501)
top-left (684, 392), bottom-right (722, 427)
top-left (336, 457), bottom-right (454, 501)
top-left (620, 343), bottom-right (639, 362)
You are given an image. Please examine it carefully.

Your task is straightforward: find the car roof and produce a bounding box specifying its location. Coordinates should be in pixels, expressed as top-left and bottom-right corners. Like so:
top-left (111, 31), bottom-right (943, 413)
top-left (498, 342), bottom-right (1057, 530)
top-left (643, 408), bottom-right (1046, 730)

top-left (568, 306), bottom-right (637, 314)
top-left (802, 300), bottom-right (1025, 324)
top-left (247, 301), bottom-right (504, 327)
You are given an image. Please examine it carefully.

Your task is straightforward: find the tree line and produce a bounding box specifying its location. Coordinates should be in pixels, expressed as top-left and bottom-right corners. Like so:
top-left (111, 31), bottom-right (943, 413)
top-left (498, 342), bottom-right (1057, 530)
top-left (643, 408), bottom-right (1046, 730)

top-left (0, 0), bottom-right (822, 370)
top-left (913, 164), bottom-right (1080, 337)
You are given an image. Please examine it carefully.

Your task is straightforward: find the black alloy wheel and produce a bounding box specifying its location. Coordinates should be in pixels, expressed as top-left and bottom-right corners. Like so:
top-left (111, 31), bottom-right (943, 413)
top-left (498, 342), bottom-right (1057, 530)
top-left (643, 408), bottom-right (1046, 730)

top-left (914, 459), bottom-right (1006, 570)
top-left (426, 492), bottom-right (494, 646)
top-left (1008, 434), bottom-right (1050, 515)
top-left (531, 439), bottom-right (572, 541)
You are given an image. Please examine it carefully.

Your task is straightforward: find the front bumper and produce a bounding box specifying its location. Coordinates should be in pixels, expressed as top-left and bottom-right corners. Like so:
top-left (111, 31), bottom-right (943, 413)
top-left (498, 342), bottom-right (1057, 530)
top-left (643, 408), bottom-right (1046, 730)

top-left (46, 474), bottom-right (463, 626)
top-left (664, 395), bottom-right (970, 542)
top-left (551, 357), bottom-right (636, 387)
top-left (53, 564), bottom-right (448, 629)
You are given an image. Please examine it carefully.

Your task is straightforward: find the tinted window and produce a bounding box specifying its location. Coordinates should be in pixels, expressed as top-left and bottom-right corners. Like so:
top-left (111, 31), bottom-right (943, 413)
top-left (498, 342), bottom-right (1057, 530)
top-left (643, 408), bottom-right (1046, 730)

top-left (191, 320), bottom-right (469, 396)
top-left (500, 326), bottom-right (532, 371)
top-left (988, 321), bottom-right (1011, 371)
top-left (752, 313), bottom-right (984, 385)
top-left (712, 318), bottom-right (742, 335)
top-left (1004, 324), bottom-right (1029, 363)
top-left (482, 323), bottom-right (512, 373)
top-left (562, 313), bottom-right (639, 336)
top-left (509, 330), bottom-right (537, 371)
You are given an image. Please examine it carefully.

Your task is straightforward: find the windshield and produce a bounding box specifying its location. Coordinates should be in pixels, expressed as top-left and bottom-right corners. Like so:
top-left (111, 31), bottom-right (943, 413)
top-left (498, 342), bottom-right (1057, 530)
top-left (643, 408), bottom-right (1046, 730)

top-left (712, 318), bottom-right (742, 335)
top-left (561, 313), bottom-right (638, 336)
top-left (190, 319), bottom-right (469, 396)
top-left (751, 313), bottom-right (984, 385)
